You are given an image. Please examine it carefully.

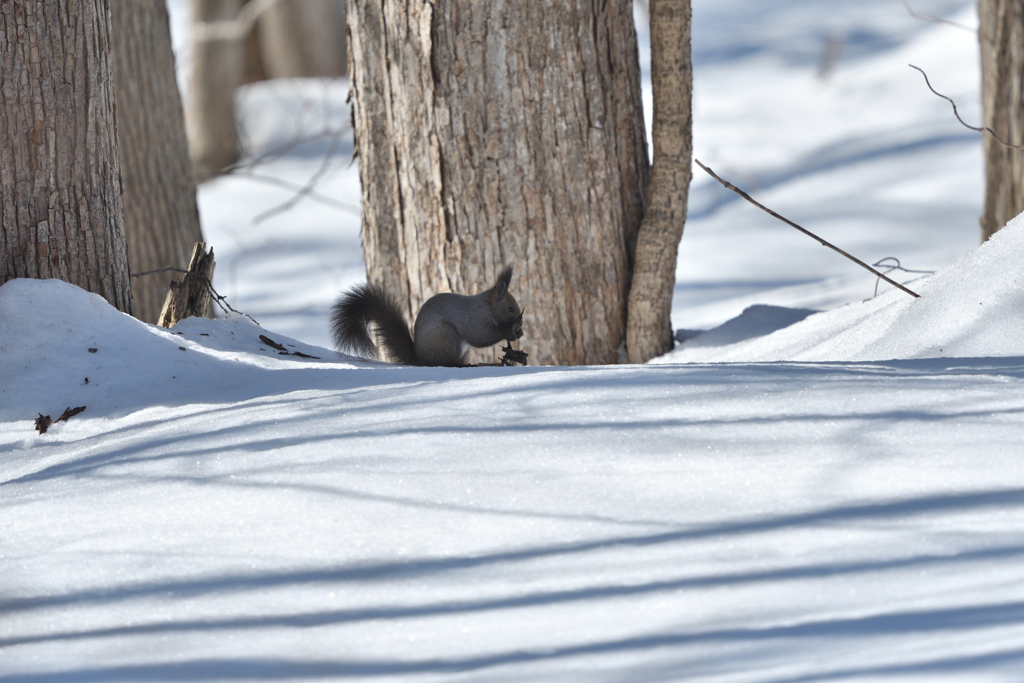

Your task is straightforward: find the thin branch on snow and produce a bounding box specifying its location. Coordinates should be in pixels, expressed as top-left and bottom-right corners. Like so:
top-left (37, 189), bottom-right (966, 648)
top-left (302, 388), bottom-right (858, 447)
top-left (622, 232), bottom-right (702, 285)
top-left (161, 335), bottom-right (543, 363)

top-left (694, 160), bottom-right (921, 299)
top-left (901, 0), bottom-right (976, 33)
top-left (909, 64), bottom-right (1024, 150)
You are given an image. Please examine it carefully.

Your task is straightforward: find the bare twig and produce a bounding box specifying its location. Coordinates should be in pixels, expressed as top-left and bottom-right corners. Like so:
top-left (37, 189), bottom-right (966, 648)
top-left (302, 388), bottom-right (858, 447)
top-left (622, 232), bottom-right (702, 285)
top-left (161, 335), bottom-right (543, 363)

top-left (871, 257), bottom-right (934, 298)
top-left (694, 159), bottom-right (921, 298)
top-left (208, 287), bottom-right (260, 325)
top-left (226, 92), bottom-right (352, 176)
top-left (132, 267), bottom-right (191, 278)
top-left (901, 0), bottom-right (975, 33)
top-left (133, 267), bottom-right (260, 325)
top-left (230, 171), bottom-right (359, 215)
top-left (909, 64), bottom-right (1024, 150)
top-left (259, 334), bottom-right (321, 359)
top-left (252, 125), bottom-right (345, 225)
top-left (227, 131), bottom-right (332, 174)
top-left (35, 406), bottom-right (86, 434)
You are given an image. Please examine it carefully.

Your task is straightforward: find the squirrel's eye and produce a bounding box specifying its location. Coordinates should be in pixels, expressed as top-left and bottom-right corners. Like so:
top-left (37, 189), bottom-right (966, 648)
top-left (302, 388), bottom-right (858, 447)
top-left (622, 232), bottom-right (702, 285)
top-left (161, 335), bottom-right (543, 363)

top-left (508, 306), bottom-right (515, 313)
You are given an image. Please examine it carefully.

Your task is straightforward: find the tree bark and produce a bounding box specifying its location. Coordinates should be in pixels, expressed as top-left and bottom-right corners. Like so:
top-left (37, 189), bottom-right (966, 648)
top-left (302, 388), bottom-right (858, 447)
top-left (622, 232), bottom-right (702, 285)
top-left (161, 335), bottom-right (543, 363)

top-left (0, 0), bottom-right (133, 314)
top-left (187, 0), bottom-right (246, 181)
top-left (626, 0), bottom-right (692, 363)
top-left (979, 0), bottom-right (1024, 241)
top-left (110, 0), bottom-right (205, 323)
top-left (258, 0), bottom-right (347, 78)
top-left (348, 0), bottom-right (649, 366)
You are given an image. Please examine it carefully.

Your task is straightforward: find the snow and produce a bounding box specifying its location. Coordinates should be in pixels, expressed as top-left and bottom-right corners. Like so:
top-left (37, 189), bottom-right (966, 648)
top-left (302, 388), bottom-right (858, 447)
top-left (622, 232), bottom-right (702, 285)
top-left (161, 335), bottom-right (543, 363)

top-left (4, 1), bottom-right (1024, 681)
top-left (659, 213), bottom-right (1024, 363)
top-left (4, 276), bottom-right (1024, 681)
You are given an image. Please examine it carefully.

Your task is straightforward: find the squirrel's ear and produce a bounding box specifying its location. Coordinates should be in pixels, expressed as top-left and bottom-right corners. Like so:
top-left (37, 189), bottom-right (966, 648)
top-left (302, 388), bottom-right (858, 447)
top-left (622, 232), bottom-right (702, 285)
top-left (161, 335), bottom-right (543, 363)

top-left (494, 265), bottom-right (513, 297)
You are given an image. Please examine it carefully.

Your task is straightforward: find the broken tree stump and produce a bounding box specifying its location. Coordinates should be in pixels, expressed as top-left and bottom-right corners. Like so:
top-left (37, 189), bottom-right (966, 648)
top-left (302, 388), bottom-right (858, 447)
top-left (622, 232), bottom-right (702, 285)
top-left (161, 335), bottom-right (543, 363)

top-left (158, 242), bottom-right (216, 328)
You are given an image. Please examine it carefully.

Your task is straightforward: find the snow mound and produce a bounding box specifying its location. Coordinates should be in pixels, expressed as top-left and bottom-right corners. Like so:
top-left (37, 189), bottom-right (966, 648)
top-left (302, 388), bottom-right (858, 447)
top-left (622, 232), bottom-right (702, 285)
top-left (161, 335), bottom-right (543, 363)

top-left (659, 213), bottom-right (1024, 363)
top-left (675, 304), bottom-right (819, 348)
top-left (0, 279), bottom-right (359, 422)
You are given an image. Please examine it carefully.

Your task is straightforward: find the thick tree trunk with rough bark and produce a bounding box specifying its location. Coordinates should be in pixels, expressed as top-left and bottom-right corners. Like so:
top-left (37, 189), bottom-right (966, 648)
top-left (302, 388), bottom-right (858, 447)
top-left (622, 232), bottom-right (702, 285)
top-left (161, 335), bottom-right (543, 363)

top-left (259, 0), bottom-right (347, 78)
top-left (187, 0), bottom-right (246, 181)
top-left (348, 0), bottom-right (649, 366)
top-left (0, 0), bottom-right (133, 314)
top-left (110, 0), bottom-right (205, 323)
top-left (979, 0), bottom-right (1024, 241)
top-left (626, 0), bottom-right (692, 363)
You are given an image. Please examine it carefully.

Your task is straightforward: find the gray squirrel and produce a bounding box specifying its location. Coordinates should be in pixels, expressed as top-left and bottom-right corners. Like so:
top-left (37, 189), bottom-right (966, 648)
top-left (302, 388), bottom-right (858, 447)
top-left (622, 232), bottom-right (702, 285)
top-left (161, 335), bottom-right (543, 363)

top-left (330, 265), bottom-right (524, 367)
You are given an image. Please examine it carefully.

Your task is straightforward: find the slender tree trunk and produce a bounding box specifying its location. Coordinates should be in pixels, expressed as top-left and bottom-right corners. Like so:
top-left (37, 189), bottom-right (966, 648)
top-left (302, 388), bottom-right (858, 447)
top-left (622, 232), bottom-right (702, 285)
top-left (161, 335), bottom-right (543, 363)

top-left (0, 0), bottom-right (133, 314)
top-left (979, 0), bottom-right (1024, 241)
top-left (259, 0), bottom-right (347, 78)
top-left (110, 0), bottom-right (205, 323)
top-left (348, 0), bottom-right (649, 366)
top-left (187, 0), bottom-right (246, 181)
top-left (626, 0), bottom-right (692, 363)
top-left (244, 16), bottom-right (269, 83)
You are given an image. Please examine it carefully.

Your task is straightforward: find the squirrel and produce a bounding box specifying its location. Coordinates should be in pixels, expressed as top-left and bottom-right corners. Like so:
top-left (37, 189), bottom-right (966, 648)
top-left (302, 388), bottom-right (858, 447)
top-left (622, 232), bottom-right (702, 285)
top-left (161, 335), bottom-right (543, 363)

top-left (330, 265), bottom-right (524, 367)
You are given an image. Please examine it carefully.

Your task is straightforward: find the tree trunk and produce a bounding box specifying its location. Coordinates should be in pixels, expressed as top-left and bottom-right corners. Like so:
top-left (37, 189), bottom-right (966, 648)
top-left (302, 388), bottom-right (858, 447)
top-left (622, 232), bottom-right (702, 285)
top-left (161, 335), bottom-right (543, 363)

top-left (110, 0), bottom-right (205, 323)
top-left (244, 16), bottom-right (269, 83)
top-left (348, 0), bottom-right (649, 366)
top-left (258, 0), bottom-right (347, 78)
top-left (187, 0), bottom-right (246, 181)
top-left (0, 0), bottom-right (133, 314)
top-left (979, 0), bottom-right (1024, 241)
top-left (626, 0), bottom-right (692, 363)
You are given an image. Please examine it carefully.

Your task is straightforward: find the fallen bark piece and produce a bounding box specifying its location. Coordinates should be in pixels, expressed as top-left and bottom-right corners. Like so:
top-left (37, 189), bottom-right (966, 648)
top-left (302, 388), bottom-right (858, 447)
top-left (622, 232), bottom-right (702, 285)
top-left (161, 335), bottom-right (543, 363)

top-left (259, 334), bottom-right (321, 359)
top-left (34, 406), bottom-right (86, 434)
top-left (56, 406), bottom-right (86, 422)
top-left (259, 334), bottom-right (287, 351)
top-left (35, 414), bottom-right (53, 434)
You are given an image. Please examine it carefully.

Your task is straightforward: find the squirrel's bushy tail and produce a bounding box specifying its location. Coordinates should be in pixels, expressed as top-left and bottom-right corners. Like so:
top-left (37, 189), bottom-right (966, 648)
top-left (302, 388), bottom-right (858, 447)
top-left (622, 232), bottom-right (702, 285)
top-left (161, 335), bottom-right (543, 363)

top-left (330, 284), bottom-right (419, 365)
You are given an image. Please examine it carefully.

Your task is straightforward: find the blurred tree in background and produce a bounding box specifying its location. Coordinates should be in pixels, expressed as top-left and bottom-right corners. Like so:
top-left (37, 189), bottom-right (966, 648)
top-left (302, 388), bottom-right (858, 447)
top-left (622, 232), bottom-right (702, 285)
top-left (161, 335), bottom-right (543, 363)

top-left (186, 0), bottom-right (348, 181)
top-left (111, 0), bottom-right (206, 323)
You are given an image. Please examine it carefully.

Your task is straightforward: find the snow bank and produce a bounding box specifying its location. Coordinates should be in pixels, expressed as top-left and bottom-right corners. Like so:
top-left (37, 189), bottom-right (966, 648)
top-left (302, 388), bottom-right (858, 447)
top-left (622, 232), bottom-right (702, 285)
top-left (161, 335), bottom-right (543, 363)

top-left (660, 213), bottom-right (1024, 363)
top-left (0, 279), bottom-right (357, 422)
top-left (4, 278), bottom-right (1024, 683)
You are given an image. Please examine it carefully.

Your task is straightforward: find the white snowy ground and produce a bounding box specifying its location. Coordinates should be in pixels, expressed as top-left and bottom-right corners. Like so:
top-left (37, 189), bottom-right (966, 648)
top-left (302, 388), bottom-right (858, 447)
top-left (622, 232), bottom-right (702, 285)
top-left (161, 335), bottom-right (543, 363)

top-left (4, 1), bottom-right (1024, 681)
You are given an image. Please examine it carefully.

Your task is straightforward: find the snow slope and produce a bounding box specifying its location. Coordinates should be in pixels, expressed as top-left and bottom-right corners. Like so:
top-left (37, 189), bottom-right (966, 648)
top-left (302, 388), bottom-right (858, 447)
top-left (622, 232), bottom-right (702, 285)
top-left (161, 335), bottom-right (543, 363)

top-left (660, 213), bottom-right (1024, 363)
top-left (675, 0), bottom-right (984, 330)
top-left (3, 275), bottom-right (1024, 681)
